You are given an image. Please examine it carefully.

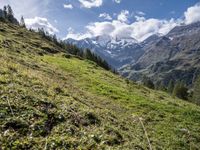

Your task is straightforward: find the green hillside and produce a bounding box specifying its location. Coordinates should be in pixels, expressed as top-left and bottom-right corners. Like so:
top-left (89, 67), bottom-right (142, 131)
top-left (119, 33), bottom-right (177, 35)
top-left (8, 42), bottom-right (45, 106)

top-left (0, 22), bottom-right (200, 150)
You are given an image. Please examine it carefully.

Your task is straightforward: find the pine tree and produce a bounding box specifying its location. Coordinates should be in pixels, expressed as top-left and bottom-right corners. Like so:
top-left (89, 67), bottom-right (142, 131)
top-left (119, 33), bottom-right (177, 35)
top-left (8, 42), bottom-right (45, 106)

top-left (20, 16), bottom-right (26, 27)
top-left (3, 6), bottom-right (7, 18)
top-left (193, 76), bottom-right (200, 105)
top-left (157, 81), bottom-right (166, 91)
top-left (7, 5), bottom-right (14, 22)
top-left (38, 28), bottom-right (46, 37)
top-left (7, 5), bottom-right (13, 16)
top-left (52, 34), bottom-right (58, 43)
top-left (167, 80), bottom-right (174, 94)
top-left (84, 48), bottom-right (93, 60)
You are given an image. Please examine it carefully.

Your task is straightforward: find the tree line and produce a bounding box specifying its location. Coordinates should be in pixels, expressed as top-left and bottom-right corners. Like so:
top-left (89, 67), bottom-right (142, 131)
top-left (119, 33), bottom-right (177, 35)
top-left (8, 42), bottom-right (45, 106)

top-left (36, 28), bottom-right (111, 71)
top-left (0, 5), bottom-right (111, 71)
top-left (0, 5), bottom-right (19, 25)
top-left (142, 76), bottom-right (200, 105)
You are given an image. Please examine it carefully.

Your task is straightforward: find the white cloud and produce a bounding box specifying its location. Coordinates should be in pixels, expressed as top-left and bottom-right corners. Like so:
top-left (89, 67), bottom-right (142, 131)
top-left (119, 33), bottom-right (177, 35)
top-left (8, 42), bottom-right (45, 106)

top-left (65, 3), bottom-right (200, 42)
top-left (94, 19), bottom-right (178, 41)
top-left (117, 10), bottom-right (130, 23)
top-left (0, 0), bottom-right (49, 19)
top-left (184, 3), bottom-right (200, 24)
top-left (65, 16), bottom-right (180, 42)
top-left (128, 18), bottom-right (179, 41)
top-left (136, 11), bottom-right (145, 16)
top-left (99, 13), bottom-right (112, 20)
top-left (63, 4), bottom-right (73, 9)
top-left (79, 0), bottom-right (103, 8)
top-left (113, 0), bottom-right (121, 4)
top-left (64, 27), bottom-right (92, 40)
top-left (25, 17), bottom-right (59, 35)
top-left (135, 16), bottom-right (146, 21)
top-left (86, 22), bottom-right (115, 36)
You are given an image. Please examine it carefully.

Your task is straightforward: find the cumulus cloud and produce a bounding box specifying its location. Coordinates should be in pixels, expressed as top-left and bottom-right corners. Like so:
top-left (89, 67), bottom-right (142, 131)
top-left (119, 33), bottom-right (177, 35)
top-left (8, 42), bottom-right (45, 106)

top-left (88, 18), bottom-right (179, 41)
top-left (25, 17), bottom-right (59, 35)
top-left (117, 10), bottom-right (130, 23)
top-left (99, 13), bottom-right (112, 20)
top-left (113, 0), bottom-right (121, 4)
top-left (64, 27), bottom-right (92, 40)
top-left (86, 22), bottom-right (115, 36)
top-left (79, 0), bottom-right (103, 8)
top-left (65, 16), bottom-right (180, 42)
top-left (136, 11), bottom-right (145, 16)
top-left (63, 4), bottom-right (73, 9)
top-left (129, 18), bottom-right (179, 41)
top-left (134, 16), bottom-right (146, 21)
top-left (65, 3), bottom-right (200, 42)
top-left (0, 0), bottom-right (47, 19)
top-left (184, 3), bottom-right (200, 24)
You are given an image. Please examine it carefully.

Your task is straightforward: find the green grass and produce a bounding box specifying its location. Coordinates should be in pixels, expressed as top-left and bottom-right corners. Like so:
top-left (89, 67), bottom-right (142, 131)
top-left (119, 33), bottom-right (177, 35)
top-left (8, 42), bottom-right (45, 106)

top-left (0, 22), bottom-right (200, 149)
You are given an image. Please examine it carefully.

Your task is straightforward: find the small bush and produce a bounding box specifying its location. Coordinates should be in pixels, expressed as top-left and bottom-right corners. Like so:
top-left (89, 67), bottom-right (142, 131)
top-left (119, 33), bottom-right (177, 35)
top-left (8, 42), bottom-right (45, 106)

top-left (173, 82), bottom-right (188, 100)
top-left (143, 77), bottom-right (155, 89)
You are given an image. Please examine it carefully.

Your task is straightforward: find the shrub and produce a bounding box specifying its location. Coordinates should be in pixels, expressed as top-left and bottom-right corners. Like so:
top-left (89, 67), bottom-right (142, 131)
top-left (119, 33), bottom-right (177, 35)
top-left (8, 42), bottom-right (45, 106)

top-left (173, 82), bottom-right (188, 100)
top-left (143, 77), bottom-right (155, 89)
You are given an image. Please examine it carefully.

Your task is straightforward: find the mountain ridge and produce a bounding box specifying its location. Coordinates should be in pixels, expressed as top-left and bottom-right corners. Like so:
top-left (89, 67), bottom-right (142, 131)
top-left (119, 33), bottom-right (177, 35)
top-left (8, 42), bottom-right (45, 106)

top-left (65, 35), bottom-right (144, 69)
top-left (121, 21), bottom-right (200, 86)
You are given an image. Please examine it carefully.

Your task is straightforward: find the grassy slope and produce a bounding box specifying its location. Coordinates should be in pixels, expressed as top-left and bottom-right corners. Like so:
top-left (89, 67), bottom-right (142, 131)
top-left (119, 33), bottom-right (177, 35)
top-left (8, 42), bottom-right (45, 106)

top-left (0, 22), bottom-right (200, 150)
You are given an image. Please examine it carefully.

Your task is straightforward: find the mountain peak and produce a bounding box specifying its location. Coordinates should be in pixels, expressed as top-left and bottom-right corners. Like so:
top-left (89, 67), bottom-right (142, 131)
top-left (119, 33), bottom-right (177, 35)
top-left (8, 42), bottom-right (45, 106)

top-left (93, 34), bottom-right (112, 47)
top-left (167, 21), bottom-right (200, 38)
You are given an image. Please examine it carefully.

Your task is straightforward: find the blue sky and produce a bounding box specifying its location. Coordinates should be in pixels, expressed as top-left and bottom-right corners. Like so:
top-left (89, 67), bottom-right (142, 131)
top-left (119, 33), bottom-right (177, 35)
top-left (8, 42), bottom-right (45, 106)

top-left (0, 0), bottom-right (200, 41)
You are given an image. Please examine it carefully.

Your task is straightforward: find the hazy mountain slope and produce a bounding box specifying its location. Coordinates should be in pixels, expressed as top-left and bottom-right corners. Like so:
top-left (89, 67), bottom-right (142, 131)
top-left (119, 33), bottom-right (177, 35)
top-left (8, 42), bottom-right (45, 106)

top-left (121, 22), bottom-right (200, 86)
top-left (65, 35), bottom-right (144, 69)
top-left (1, 22), bottom-right (200, 149)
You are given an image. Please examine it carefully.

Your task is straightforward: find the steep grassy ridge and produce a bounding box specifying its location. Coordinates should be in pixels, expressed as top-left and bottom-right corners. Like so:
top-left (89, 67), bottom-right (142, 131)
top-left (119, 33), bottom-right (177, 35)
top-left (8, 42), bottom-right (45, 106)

top-left (0, 22), bottom-right (200, 149)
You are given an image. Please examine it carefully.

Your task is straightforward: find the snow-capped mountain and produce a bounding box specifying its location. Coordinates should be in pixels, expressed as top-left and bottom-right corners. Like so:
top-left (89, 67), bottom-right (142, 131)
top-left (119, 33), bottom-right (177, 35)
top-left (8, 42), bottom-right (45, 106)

top-left (65, 35), bottom-right (144, 68)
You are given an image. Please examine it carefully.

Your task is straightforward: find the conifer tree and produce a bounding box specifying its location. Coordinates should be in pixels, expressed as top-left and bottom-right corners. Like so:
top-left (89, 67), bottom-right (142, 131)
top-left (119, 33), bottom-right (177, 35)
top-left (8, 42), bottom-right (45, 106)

top-left (3, 6), bottom-right (7, 18)
top-left (173, 82), bottom-right (188, 100)
top-left (167, 80), bottom-right (174, 94)
top-left (38, 28), bottom-right (46, 37)
top-left (52, 34), bottom-right (58, 43)
top-left (7, 5), bottom-right (14, 21)
top-left (20, 16), bottom-right (26, 27)
top-left (85, 48), bottom-right (93, 60)
top-left (193, 76), bottom-right (200, 105)
top-left (157, 81), bottom-right (166, 91)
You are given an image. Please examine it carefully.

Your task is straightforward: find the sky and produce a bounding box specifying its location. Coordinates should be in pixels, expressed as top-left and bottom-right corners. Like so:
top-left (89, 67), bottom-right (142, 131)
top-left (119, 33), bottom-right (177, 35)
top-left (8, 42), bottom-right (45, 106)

top-left (0, 0), bottom-right (200, 41)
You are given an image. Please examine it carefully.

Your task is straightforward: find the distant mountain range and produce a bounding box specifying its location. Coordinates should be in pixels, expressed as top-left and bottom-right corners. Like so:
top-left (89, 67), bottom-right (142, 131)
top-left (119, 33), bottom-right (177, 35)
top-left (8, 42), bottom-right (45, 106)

top-left (65, 22), bottom-right (200, 86)
top-left (65, 35), bottom-right (145, 68)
